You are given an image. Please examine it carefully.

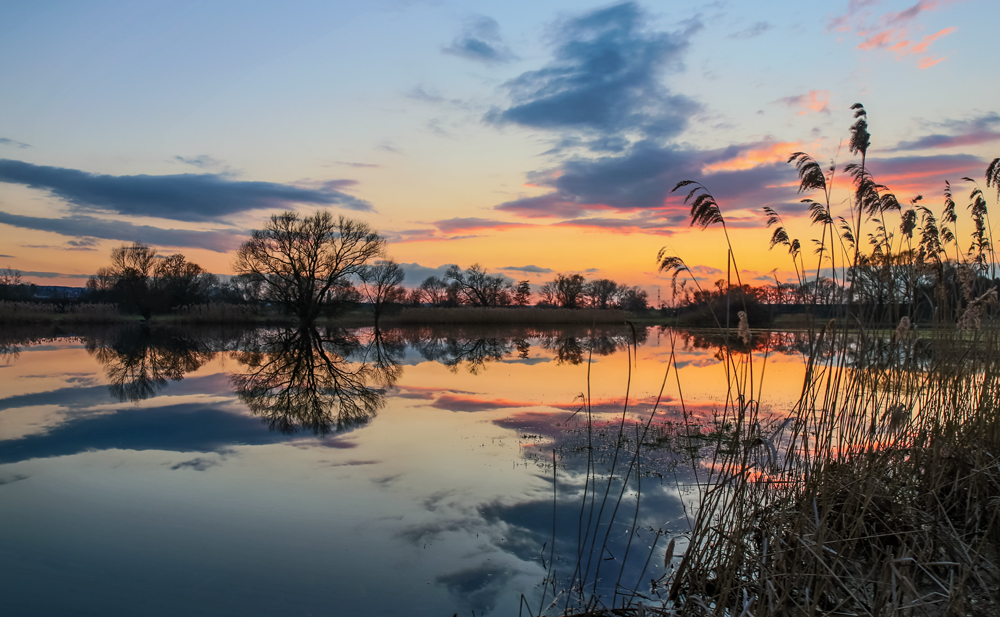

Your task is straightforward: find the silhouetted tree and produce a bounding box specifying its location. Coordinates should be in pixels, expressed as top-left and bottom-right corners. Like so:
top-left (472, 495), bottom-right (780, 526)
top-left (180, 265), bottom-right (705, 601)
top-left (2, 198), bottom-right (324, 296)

top-left (586, 278), bottom-right (619, 309)
top-left (0, 267), bottom-right (33, 300)
top-left (419, 276), bottom-right (449, 307)
top-left (513, 280), bottom-right (531, 306)
top-left (234, 211), bottom-right (385, 324)
top-left (152, 253), bottom-right (217, 310)
top-left (615, 286), bottom-right (649, 312)
top-left (86, 243), bottom-right (157, 318)
top-left (553, 273), bottom-right (586, 308)
top-left (444, 264), bottom-right (512, 307)
top-left (359, 258), bottom-right (405, 324)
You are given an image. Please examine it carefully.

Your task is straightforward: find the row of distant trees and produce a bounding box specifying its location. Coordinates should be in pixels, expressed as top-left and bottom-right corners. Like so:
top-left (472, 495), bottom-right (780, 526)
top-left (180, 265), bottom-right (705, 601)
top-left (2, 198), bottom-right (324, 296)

top-left (61, 211), bottom-right (657, 324)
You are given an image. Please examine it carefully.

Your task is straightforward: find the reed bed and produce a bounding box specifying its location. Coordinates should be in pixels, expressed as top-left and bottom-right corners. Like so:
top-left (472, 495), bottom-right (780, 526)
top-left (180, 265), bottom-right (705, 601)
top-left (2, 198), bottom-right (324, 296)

top-left (0, 300), bottom-right (122, 324)
top-left (383, 306), bottom-right (636, 325)
top-left (170, 302), bottom-right (263, 323)
top-left (538, 113), bottom-right (1000, 615)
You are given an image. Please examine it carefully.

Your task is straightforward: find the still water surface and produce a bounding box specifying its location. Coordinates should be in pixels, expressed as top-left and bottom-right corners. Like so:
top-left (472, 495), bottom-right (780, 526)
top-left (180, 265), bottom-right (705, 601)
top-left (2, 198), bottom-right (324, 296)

top-left (0, 325), bottom-right (811, 616)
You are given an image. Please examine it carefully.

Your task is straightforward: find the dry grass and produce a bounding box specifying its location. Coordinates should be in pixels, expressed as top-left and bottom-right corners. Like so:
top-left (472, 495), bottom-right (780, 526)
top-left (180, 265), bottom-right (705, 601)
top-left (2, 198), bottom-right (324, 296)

top-left (653, 321), bottom-right (1000, 616)
top-left (541, 323), bottom-right (1000, 617)
top-left (383, 306), bottom-right (636, 325)
top-left (170, 302), bottom-right (263, 323)
top-left (0, 301), bottom-right (122, 324)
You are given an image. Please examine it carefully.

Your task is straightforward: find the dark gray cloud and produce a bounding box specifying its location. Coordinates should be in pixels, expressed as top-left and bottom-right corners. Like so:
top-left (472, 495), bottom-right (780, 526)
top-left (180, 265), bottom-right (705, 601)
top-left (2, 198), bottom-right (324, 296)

top-left (170, 456), bottom-right (221, 471)
top-left (67, 237), bottom-right (100, 247)
top-left (0, 159), bottom-right (374, 222)
top-left (0, 211), bottom-right (243, 252)
top-left (728, 21), bottom-right (772, 39)
top-left (397, 262), bottom-right (454, 287)
top-left (442, 15), bottom-right (516, 64)
top-left (174, 155), bottom-right (231, 172)
top-left (495, 141), bottom-right (797, 223)
top-left (499, 265), bottom-right (553, 274)
top-left (17, 271), bottom-right (92, 279)
top-left (0, 138), bottom-right (31, 149)
top-left (893, 113), bottom-right (1000, 151)
top-left (486, 2), bottom-right (701, 145)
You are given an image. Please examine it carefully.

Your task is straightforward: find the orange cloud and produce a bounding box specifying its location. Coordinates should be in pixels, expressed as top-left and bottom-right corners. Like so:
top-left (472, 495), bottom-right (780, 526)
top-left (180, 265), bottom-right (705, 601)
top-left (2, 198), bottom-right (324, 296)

top-left (835, 0), bottom-right (955, 67)
top-left (702, 141), bottom-right (813, 174)
top-left (774, 90), bottom-right (832, 116)
top-left (857, 28), bottom-right (902, 50)
top-left (918, 55), bottom-right (946, 69)
top-left (910, 26), bottom-right (956, 53)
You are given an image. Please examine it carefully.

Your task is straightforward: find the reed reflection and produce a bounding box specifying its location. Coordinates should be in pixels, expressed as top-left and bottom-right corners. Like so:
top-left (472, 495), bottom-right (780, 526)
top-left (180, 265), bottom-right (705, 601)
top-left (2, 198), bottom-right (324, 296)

top-left (230, 327), bottom-right (400, 435)
top-left (85, 326), bottom-right (216, 402)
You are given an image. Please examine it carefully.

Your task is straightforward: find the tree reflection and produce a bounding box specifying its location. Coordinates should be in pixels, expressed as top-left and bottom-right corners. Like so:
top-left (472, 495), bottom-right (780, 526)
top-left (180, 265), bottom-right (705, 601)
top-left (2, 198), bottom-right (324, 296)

top-left (230, 327), bottom-right (399, 435)
top-left (85, 326), bottom-right (215, 402)
top-left (401, 325), bottom-right (642, 371)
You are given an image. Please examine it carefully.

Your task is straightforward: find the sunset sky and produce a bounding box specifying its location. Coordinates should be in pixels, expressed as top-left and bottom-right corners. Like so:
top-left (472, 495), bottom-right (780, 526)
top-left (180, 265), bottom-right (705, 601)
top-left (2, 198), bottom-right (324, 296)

top-left (1, 0), bottom-right (998, 296)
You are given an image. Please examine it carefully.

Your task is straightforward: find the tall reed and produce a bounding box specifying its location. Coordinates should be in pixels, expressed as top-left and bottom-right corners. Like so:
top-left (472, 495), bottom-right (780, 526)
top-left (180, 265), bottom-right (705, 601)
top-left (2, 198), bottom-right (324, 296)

top-left (548, 110), bottom-right (1000, 615)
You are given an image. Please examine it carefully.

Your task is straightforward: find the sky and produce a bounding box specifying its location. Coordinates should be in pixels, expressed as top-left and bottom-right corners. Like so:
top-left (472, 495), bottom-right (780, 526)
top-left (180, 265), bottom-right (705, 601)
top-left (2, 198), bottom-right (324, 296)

top-left (1, 0), bottom-right (998, 297)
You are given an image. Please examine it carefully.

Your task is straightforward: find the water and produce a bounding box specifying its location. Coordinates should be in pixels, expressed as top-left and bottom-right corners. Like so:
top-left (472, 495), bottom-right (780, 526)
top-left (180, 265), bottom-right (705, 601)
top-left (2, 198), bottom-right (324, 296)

top-left (0, 325), bottom-right (811, 615)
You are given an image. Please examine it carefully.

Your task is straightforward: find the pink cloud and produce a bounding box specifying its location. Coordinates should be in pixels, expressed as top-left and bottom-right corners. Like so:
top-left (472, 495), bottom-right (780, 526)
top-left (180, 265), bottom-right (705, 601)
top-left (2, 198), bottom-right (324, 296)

top-left (774, 92), bottom-right (831, 116)
top-left (832, 0), bottom-right (955, 67)
top-left (917, 55), bottom-right (946, 69)
top-left (432, 217), bottom-right (531, 233)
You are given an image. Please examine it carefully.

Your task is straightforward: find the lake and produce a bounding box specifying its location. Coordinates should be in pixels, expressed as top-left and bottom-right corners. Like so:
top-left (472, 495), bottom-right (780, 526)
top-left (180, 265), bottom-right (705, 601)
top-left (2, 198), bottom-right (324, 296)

top-left (0, 324), bottom-right (813, 616)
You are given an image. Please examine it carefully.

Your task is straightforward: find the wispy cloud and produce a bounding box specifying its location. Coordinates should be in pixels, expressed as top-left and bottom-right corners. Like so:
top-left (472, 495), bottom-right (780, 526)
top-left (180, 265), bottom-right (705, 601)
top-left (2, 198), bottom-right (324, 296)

top-left (0, 159), bottom-right (375, 222)
top-left (499, 265), bottom-right (553, 274)
top-left (0, 137), bottom-right (31, 149)
top-left (893, 113), bottom-right (1000, 150)
top-left (830, 0), bottom-right (956, 68)
top-left (553, 215), bottom-right (677, 235)
top-left (728, 21), bottom-right (771, 39)
top-left (486, 2), bottom-right (702, 149)
top-left (433, 217), bottom-right (530, 234)
top-left (442, 15), bottom-right (516, 64)
top-left (13, 270), bottom-right (93, 279)
top-left (406, 86), bottom-right (465, 107)
top-left (773, 91), bottom-right (831, 116)
top-left (0, 211), bottom-right (242, 252)
top-left (864, 153), bottom-right (985, 194)
top-left (327, 161), bottom-right (381, 169)
top-left (174, 154), bottom-right (231, 173)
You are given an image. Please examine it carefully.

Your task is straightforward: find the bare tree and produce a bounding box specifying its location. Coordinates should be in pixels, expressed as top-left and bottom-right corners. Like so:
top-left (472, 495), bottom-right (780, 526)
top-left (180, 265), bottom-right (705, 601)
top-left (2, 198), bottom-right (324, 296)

top-left (538, 282), bottom-right (557, 306)
top-left (359, 258), bottom-right (405, 324)
top-left (0, 267), bottom-right (22, 286)
top-left (444, 264), bottom-right (512, 307)
top-left (0, 266), bottom-right (29, 301)
top-left (93, 242), bottom-right (157, 318)
top-left (234, 211), bottom-right (385, 324)
top-left (419, 276), bottom-right (449, 307)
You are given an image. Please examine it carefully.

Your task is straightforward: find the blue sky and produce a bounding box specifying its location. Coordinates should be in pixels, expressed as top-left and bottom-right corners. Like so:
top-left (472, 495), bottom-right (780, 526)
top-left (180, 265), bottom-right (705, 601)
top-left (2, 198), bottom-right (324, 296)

top-left (1, 0), bottom-right (997, 289)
